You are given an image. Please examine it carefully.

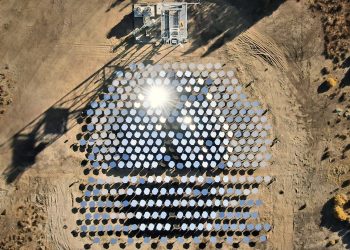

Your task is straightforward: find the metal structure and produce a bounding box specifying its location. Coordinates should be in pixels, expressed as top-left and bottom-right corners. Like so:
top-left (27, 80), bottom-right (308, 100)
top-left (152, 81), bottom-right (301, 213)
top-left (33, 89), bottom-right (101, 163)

top-left (132, 3), bottom-right (159, 43)
top-left (161, 3), bottom-right (188, 44)
top-left (133, 3), bottom-right (189, 44)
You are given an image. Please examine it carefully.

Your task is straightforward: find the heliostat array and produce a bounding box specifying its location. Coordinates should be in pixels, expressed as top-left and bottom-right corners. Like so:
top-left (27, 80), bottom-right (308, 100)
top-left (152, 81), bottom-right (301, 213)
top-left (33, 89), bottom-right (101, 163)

top-left (74, 62), bottom-right (273, 249)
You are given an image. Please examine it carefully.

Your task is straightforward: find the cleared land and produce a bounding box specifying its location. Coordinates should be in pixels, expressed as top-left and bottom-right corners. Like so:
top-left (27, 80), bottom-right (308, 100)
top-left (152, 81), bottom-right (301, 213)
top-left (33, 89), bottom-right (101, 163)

top-left (0, 0), bottom-right (349, 249)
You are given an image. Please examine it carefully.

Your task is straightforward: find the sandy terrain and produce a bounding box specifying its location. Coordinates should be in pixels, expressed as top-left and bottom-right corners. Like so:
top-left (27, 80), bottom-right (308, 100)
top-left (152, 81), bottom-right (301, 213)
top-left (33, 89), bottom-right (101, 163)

top-left (0, 0), bottom-right (349, 249)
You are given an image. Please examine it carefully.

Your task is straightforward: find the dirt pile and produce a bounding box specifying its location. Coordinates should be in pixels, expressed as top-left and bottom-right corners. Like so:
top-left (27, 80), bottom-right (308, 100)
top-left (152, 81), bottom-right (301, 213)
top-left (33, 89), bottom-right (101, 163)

top-left (310, 0), bottom-right (350, 65)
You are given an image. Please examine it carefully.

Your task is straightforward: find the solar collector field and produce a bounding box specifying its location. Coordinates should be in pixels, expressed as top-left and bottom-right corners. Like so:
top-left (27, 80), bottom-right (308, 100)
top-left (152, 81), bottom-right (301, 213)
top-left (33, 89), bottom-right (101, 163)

top-left (74, 62), bottom-right (272, 248)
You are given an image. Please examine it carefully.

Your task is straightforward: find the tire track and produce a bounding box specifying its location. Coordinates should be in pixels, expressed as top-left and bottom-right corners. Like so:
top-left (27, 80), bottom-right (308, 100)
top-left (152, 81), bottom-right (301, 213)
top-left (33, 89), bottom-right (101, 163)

top-left (46, 182), bottom-right (73, 250)
top-left (236, 28), bottom-right (288, 71)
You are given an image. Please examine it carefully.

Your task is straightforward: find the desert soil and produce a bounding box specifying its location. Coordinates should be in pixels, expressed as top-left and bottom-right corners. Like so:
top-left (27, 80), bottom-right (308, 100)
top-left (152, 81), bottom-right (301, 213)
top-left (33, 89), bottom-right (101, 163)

top-left (0, 0), bottom-right (349, 249)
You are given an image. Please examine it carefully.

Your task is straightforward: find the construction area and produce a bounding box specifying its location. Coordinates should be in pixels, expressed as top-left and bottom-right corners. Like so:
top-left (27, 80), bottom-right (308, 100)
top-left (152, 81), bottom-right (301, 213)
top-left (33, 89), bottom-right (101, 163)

top-left (0, 0), bottom-right (350, 249)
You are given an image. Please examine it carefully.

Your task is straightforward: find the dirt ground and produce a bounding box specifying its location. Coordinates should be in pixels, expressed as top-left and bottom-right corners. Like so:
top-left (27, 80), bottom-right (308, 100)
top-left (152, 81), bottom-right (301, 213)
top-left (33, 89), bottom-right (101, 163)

top-left (0, 0), bottom-right (350, 249)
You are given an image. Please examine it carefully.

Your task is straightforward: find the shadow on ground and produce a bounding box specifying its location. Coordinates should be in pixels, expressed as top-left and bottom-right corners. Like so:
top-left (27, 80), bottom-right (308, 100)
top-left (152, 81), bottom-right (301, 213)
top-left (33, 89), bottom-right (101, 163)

top-left (340, 68), bottom-right (350, 88)
top-left (106, 0), bottom-right (138, 13)
top-left (106, 0), bottom-right (284, 57)
top-left (317, 81), bottom-right (332, 94)
top-left (321, 198), bottom-right (350, 249)
top-left (186, 0), bottom-right (284, 57)
top-left (107, 13), bottom-right (134, 39)
top-left (0, 36), bottom-right (167, 183)
top-left (1, 0), bottom-right (284, 183)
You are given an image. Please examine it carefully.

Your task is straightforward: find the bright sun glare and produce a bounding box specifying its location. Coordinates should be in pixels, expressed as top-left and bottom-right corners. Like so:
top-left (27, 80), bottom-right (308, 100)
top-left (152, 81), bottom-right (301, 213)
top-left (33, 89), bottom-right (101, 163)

top-left (146, 85), bottom-right (171, 108)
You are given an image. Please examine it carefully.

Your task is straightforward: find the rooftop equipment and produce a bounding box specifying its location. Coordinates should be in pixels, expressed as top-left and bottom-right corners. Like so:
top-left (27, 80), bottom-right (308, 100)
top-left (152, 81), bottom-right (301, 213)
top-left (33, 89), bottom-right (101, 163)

top-left (133, 2), bottom-right (192, 44)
